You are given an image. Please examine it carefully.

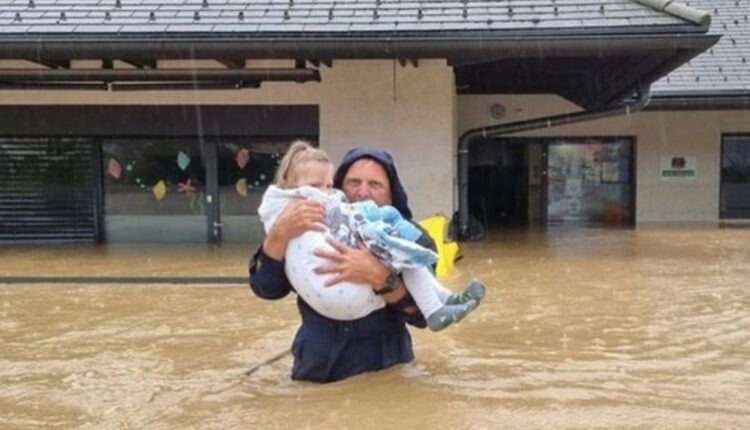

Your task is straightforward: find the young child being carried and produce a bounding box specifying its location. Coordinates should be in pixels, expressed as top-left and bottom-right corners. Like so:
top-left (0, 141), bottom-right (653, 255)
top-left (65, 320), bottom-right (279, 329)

top-left (258, 140), bottom-right (485, 331)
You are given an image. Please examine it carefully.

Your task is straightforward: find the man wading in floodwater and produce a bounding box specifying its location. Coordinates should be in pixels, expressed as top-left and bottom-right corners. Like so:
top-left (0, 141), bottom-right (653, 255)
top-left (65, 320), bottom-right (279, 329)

top-left (249, 147), bottom-right (433, 382)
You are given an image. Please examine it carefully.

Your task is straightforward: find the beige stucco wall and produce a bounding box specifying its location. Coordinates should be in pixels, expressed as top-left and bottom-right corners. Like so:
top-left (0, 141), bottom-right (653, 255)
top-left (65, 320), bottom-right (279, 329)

top-left (9, 57), bottom-right (747, 225)
top-left (0, 59), bottom-right (456, 220)
top-left (459, 95), bottom-right (750, 223)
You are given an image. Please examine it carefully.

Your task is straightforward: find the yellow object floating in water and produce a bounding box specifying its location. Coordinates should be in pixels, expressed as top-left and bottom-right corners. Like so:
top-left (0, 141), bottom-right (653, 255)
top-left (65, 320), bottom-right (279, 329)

top-left (418, 215), bottom-right (459, 277)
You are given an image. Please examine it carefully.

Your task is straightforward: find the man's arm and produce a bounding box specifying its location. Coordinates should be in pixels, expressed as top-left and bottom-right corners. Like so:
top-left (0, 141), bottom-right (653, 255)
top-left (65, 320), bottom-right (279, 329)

top-left (249, 245), bottom-right (293, 300)
top-left (314, 237), bottom-right (428, 328)
top-left (387, 286), bottom-right (428, 328)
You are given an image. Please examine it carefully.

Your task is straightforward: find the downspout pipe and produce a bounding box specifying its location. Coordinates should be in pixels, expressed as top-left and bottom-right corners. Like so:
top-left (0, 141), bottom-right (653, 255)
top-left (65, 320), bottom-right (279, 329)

top-left (455, 84), bottom-right (652, 241)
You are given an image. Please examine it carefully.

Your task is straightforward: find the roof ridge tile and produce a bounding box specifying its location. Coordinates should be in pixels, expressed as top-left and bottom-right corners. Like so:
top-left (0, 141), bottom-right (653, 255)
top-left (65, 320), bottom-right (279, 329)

top-left (631, 0), bottom-right (711, 26)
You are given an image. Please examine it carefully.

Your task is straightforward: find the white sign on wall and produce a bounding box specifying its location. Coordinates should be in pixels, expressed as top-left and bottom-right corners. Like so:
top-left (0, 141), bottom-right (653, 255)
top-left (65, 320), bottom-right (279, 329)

top-left (660, 156), bottom-right (697, 181)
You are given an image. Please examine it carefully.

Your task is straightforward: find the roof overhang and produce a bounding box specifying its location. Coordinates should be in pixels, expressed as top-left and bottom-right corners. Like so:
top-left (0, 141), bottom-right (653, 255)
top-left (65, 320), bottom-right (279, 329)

top-left (0, 32), bottom-right (717, 61)
top-left (0, 32), bottom-right (719, 109)
top-left (451, 33), bottom-right (719, 109)
top-left (647, 90), bottom-right (750, 110)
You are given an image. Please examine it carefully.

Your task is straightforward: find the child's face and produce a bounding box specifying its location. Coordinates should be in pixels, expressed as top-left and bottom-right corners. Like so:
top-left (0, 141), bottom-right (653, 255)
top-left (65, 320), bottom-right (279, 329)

top-left (293, 161), bottom-right (334, 191)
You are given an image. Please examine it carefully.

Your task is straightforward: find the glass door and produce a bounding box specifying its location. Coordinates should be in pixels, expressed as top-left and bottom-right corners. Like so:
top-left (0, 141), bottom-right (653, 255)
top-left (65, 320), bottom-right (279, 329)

top-left (545, 138), bottom-right (634, 227)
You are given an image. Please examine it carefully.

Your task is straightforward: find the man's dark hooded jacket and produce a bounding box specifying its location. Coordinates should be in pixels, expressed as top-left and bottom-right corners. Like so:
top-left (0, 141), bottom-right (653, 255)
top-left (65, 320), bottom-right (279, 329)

top-left (249, 147), bottom-right (435, 383)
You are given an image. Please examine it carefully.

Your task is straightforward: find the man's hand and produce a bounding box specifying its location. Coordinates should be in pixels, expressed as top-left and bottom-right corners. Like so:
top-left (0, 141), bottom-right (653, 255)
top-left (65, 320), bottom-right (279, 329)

top-left (313, 237), bottom-right (407, 303)
top-left (313, 236), bottom-right (385, 286)
top-left (262, 199), bottom-right (326, 261)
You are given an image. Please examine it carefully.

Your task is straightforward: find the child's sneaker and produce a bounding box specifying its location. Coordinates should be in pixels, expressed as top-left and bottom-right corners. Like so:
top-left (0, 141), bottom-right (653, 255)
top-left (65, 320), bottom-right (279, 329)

top-left (445, 279), bottom-right (486, 306)
top-left (426, 299), bottom-right (478, 331)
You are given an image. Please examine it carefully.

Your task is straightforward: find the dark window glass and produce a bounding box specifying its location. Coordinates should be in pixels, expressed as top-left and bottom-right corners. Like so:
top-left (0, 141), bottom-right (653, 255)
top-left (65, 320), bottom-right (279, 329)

top-left (216, 140), bottom-right (291, 215)
top-left (721, 136), bottom-right (750, 218)
top-left (102, 139), bottom-right (206, 215)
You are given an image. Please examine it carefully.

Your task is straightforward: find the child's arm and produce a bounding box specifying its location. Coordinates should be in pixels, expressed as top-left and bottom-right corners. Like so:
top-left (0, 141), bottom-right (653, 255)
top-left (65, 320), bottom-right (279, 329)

top-left (250, 198), bottom-right (326, 299)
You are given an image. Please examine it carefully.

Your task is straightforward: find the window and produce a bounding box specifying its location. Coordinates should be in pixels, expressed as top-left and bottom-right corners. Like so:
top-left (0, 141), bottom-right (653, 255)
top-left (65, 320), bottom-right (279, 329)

top-left (721, 135), bottom-right (750, 219)
top-left (101, 139), bottom-right (208, 242)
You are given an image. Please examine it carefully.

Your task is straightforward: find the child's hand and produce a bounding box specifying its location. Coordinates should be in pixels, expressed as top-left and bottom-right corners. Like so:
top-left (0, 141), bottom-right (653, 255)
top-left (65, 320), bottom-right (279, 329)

top-left (263, 198), bottom-right (325, 261)
top-left (273, 198), bottom-right (327, 240)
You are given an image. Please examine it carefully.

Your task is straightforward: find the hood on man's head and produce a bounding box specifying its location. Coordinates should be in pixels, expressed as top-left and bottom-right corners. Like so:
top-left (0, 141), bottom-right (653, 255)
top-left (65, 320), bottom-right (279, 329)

top-left (333, 147), bottom-right (413, 220)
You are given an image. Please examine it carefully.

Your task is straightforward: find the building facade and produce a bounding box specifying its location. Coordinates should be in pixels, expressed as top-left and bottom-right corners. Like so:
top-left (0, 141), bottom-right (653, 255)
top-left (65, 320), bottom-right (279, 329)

top-left (0, 0), bottom-right (733, 244)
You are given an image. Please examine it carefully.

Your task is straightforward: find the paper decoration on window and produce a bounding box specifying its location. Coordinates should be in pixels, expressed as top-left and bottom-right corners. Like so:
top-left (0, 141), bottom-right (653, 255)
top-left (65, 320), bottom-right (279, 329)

top-left (177, 151), bottom-right (191, 171)
top-left (235, 148), bottom-right (250, 169)
top-left (177, 179), bottom-right (196, 195)
top-left (107, 158), bottom-right (122, 179)
top-left (135, 178), bottom-right (141, 184)
top-left (126, 164), bottom-right (133, 172)
top-left (259, 174), bottom-right (266, 181)
top-left (235, 178), bottom-right (248, 197)
top-left (153, 180), bottom-right (167, 201)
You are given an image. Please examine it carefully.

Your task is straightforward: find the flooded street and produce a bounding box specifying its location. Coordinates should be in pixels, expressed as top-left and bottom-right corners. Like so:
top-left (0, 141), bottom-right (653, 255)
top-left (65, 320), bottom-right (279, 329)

top-left (2, 227), bottom-right (750, 429)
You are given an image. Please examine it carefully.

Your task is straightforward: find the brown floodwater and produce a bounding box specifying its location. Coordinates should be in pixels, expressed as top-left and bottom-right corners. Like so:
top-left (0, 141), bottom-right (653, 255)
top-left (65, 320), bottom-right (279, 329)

top-left (1, 227), bottom-right (749, 429)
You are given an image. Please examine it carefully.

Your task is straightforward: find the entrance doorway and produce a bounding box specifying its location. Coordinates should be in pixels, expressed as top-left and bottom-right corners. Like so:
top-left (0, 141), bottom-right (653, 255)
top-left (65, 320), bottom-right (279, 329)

top-left (465, 136), bottom-right (636, 230)
top-left (544, 138), bottom-right (635, 227)
top-left (467, 139), bottom-right (529, 228)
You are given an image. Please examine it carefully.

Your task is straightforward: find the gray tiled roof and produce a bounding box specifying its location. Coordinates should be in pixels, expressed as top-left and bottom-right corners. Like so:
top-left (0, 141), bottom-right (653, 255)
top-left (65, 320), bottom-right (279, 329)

top-left (653, 0), bottom-right (750, 94)
top-left (0, 0), bottom-right (696, 35)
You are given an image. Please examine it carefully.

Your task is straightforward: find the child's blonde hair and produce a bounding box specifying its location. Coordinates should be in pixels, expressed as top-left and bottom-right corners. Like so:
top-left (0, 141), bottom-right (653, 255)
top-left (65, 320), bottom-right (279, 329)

top-left (274, 140), bottom-right (331, 189)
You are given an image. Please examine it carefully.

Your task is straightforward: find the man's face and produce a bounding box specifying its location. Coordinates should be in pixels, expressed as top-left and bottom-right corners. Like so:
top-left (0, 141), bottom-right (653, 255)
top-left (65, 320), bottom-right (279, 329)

top-left (342, 158), bottom-right (392, 206)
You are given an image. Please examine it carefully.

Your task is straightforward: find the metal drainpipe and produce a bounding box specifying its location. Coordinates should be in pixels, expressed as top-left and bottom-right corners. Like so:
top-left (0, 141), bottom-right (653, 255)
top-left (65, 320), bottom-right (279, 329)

top-left (456, 84), bottom-right (652, 241)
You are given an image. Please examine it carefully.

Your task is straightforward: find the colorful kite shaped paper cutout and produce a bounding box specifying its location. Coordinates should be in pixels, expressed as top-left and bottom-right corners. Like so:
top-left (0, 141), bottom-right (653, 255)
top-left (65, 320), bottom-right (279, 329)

top-left (235, 178), bottom-right (248, 197)
top-left (107, 158), bottom-right (122, 179)
top-left (177, 151), bottom-right (191, 171)
top-left (177, 179), bottom-right (196, 195)
top-left (235, 148), bottom-right (250, 169)
top-left (153, 180), bottom-right (167, 201)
